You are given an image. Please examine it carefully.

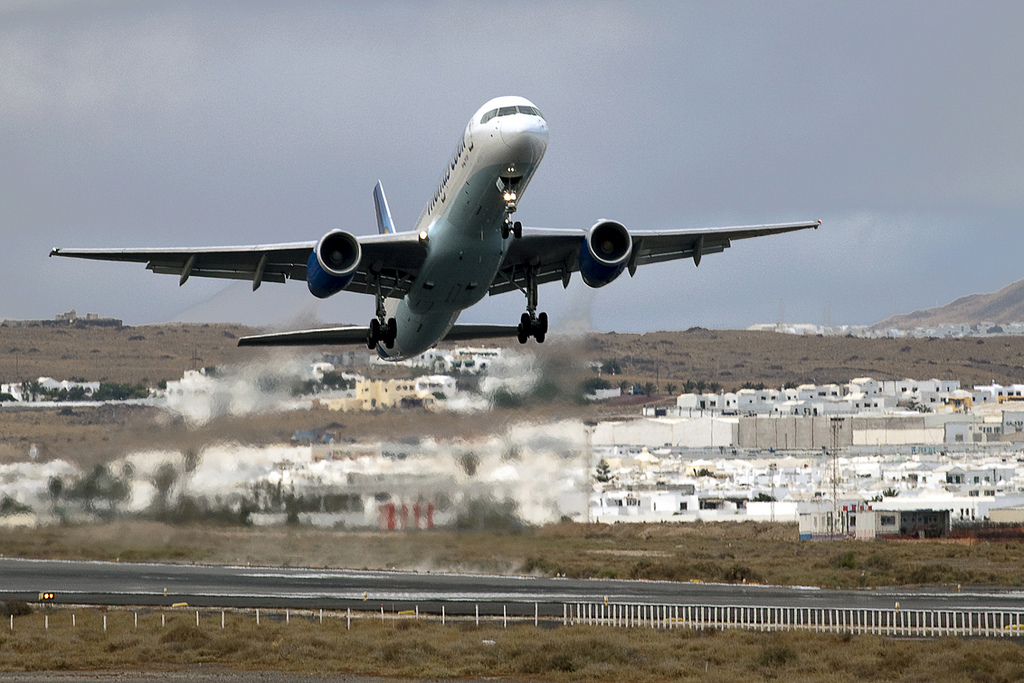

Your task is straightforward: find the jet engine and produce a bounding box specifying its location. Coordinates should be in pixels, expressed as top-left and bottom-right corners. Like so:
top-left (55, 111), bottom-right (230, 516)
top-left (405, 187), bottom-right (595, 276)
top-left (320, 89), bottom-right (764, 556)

top-left (306, 230), bottom-right (362, 299)
top-left (578, 220), bottom-right (632, 288)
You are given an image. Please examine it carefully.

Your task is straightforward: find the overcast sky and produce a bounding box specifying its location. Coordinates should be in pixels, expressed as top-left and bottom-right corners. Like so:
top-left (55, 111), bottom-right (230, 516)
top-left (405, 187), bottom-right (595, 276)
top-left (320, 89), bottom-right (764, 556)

top-left (3, 1), bottom-right (1023, 333)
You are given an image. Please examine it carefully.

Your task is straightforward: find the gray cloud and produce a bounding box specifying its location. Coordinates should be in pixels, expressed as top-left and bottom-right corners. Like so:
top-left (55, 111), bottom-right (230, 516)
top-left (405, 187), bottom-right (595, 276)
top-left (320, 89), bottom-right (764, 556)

top-left (3, 1), bottom-right (1023, 330)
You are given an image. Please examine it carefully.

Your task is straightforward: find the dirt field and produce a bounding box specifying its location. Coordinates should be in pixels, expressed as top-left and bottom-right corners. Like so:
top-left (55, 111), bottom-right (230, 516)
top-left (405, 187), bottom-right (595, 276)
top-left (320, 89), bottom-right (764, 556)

top-left (5, 322), bottom-right (1024, 390)
top-left (5, 323), bottom-right (1024, 464)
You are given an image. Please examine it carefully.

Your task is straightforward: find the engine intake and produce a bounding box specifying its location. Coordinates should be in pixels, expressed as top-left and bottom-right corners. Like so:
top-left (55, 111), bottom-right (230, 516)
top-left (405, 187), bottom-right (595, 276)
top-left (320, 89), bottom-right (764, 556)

top-left (306, 230), bottom-right (361, 299)
top-left (579, 220), bottom-right (632, 288)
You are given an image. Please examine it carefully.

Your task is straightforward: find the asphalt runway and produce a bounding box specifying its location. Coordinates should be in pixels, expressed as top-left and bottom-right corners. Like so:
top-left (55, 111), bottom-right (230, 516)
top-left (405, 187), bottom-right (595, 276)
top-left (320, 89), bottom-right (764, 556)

top-left (2, 558), bottom-right (1023, 616)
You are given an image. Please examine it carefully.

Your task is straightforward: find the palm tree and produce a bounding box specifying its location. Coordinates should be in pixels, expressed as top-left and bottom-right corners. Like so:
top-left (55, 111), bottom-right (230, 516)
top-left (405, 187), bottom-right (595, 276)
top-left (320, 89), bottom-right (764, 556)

top-left (21, 379), bottom-right (42, 402)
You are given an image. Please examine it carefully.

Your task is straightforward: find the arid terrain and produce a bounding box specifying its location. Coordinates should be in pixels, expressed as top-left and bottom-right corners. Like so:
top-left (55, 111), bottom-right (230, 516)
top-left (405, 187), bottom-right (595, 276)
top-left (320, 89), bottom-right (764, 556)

top-left (4, 323), bottom-right (1024, 679)
top-left (5, 322), bottom-right (1024, 388)
top-left (5, 323), bottom-right (1024, 464)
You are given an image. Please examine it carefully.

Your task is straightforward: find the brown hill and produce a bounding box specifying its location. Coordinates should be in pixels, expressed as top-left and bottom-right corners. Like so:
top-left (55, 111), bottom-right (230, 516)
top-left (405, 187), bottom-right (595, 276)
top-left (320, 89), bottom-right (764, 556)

top-left (874, 277), bottom-right (1024, 330)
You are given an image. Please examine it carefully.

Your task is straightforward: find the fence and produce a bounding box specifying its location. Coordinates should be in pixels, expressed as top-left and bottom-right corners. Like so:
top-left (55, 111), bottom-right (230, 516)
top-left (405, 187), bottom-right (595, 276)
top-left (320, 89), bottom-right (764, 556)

top-left (10, 602), bottom-right (1024, 639)
top-left (563, 602), bottom-right (1024, 638)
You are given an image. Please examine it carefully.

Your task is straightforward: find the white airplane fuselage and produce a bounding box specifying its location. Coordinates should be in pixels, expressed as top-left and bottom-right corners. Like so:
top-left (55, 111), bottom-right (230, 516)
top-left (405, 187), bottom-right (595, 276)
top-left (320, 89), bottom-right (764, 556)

top-left (380, 96), bottom-right (548, 359)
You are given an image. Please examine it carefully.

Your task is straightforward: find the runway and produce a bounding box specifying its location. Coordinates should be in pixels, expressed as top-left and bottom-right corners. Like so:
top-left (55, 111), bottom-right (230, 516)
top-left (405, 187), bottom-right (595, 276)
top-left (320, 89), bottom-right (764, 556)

top-left (2, 557), bottom-right (1022, 616)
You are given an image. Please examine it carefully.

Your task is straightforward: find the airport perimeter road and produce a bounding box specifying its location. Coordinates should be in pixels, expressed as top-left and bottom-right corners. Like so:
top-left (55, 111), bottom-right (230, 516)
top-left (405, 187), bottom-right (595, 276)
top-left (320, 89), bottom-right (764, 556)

top-left (1, 558), bottom-right (1022, 616)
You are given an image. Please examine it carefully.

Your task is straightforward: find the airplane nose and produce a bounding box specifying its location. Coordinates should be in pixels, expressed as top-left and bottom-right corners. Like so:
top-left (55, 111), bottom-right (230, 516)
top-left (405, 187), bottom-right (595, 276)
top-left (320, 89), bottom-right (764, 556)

top-left (499, 116), bottom-right (548, 163)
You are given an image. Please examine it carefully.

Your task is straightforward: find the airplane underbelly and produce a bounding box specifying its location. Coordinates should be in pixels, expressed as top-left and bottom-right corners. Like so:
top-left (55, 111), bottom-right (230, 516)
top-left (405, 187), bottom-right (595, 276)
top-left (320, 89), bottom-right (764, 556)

top-left (381, 300), bottom-right (458, 360)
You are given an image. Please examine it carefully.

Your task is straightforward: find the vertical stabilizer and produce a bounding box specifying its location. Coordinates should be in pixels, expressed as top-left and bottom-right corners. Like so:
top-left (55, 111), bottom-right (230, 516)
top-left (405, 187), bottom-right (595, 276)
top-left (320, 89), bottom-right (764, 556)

top-left (373, 181), bottom-right (396, 235)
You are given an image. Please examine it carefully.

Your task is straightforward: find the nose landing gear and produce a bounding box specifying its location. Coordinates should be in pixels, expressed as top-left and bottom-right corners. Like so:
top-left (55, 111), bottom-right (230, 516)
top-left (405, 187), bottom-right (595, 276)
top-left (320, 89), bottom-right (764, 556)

top-left (499, 178), bottom-right (523, 239)
top-left (501, 219), bottom-right (523, 239)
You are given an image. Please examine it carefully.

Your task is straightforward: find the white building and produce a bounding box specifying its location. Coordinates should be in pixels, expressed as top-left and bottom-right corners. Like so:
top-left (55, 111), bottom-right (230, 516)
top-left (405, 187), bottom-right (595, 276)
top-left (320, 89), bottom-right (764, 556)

top-left (591, 484), bottom-right (698, 523)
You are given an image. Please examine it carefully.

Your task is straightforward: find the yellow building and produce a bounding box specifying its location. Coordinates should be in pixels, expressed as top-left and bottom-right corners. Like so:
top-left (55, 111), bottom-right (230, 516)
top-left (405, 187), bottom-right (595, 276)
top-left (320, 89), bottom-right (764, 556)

top-left (320, 378), bottom-right (435, 412)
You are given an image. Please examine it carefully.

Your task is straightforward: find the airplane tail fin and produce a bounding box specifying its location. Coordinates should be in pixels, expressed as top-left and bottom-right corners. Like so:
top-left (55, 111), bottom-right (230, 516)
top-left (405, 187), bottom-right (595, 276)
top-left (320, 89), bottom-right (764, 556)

top-left (373, 181), bottom-right (396, 235)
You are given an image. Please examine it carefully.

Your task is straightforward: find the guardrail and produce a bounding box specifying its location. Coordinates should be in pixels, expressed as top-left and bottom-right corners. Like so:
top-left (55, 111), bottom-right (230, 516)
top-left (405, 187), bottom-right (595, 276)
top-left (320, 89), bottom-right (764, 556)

top-left (563, 602), bottom-right (1024, 638)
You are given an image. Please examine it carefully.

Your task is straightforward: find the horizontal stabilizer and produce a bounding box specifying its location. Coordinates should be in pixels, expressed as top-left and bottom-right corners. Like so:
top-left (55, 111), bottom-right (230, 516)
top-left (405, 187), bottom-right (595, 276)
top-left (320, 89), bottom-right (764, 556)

top-left (238, 327), bottom-right (370, 347)
top-left (440, 324), bottom-right (521, 341)
top-left (240, 325), bottom-right (524, 348)
top-left (238, 323), bottom-right (522, 348)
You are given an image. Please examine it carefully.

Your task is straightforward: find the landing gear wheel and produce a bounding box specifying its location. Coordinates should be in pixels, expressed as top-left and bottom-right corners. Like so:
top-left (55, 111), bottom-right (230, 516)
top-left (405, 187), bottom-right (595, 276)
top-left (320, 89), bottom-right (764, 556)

top-left (517, 312), bottom-right (532, 344)
top-left (501, 221), bottom-right (511, 239)
top-left (535, 311), bottom-right (548, 343)
top-left (367, 318), bottom-right (381, 349)
top-left (384, 317), bottom-right (397, 349)
top-left (512, 221), bottom-right (523, 239)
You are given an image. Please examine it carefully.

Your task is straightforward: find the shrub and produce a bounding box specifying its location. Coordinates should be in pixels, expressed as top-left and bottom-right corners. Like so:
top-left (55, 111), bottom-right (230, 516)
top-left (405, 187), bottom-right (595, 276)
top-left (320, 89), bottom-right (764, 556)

top-left (832, 550), bottom-right (858, 570)
top-left (0, 600), bottom-right (32, 617)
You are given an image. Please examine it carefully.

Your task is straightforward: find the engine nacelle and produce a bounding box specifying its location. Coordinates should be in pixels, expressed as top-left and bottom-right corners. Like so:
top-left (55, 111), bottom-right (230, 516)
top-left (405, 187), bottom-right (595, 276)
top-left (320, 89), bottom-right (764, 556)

top-left (579, 220), bottom-right (632, 288)
top-left (306, 230), bottom-right (361, 299)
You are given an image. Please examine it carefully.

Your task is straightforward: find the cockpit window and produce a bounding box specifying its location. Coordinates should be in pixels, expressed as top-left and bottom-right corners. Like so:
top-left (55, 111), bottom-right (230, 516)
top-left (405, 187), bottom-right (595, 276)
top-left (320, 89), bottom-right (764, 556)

top-left (480, 105), bottom-right (545, 125)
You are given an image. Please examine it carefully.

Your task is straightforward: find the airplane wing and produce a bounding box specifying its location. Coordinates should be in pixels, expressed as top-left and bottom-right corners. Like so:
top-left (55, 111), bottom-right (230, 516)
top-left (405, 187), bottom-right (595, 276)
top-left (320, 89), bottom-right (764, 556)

top-left (49, 231), bottom-right (428, 296)
top-left (488, 220), bottom-right (820, 295)
top-left (238, 323), bottom-right (520, 347)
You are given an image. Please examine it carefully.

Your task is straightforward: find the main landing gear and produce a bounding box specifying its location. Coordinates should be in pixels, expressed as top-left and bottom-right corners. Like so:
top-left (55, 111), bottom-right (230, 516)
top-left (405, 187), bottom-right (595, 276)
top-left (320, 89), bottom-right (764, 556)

top-left (367, 274), bottom-right (397, 350)
top-left (518, 311), bottom-right (547, 344)
top-left (516, 267), bottom-right (547, 344)
top-left (367, 316), bottom-right (397, 350)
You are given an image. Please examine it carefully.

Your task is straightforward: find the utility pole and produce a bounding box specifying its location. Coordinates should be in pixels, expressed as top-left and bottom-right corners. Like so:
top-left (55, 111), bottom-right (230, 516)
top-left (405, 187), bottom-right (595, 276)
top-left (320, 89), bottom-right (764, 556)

top-left (830, 417), bottom-right (843, 539)
top-left (769, 462), bottom-right (777, 523)
top-left (584, 421), bottom-right (597, 524)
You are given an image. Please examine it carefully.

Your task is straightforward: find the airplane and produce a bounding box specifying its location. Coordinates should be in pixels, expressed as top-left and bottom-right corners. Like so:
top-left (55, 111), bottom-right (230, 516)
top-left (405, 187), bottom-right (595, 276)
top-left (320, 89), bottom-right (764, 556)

top-left (51, 96), bottom-right (819, 361)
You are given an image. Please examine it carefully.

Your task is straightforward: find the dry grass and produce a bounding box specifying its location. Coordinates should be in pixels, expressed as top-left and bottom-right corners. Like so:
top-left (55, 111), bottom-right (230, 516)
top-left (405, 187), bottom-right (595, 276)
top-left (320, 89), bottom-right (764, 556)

top-left (4, 521), bottom-right (1024, 589)
top-left (2, 607), bottom-right (1024, 682)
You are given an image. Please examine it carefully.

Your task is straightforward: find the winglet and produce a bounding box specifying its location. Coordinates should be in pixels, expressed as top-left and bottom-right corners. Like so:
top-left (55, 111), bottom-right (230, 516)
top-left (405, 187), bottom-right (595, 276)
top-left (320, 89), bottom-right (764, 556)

top-left (373, 181), bottom-right (396, 235)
